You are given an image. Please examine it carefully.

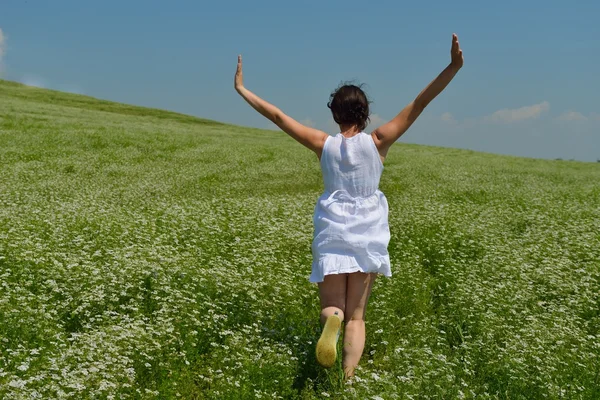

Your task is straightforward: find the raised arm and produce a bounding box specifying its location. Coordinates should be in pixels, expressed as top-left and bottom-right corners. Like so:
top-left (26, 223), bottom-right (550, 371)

top-left (373, 34), bottom-right (464, 150)
top-left (234, 55), bottom-right (328, 156)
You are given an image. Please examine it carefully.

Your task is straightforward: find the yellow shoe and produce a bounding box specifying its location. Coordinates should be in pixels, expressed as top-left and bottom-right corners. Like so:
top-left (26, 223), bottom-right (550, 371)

top-left (316, 313), bottom-right (342, 368)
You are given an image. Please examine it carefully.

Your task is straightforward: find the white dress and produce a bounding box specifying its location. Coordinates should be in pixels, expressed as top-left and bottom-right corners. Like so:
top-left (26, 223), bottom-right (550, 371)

top-left (310, 132), bottom-right (392, 283)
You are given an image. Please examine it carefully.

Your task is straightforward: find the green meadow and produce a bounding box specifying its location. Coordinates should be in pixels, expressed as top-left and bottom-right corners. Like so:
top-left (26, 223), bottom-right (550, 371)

top-left (0, 79), bottom-right (599, 399)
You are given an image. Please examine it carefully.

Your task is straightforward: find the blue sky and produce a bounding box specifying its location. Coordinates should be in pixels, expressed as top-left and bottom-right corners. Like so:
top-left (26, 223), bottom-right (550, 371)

top-left (1, 0), bottom-right (599, 162)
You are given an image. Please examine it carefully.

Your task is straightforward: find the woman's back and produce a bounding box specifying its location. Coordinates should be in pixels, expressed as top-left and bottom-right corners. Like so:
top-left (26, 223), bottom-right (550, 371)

top-left (311, 131), bottom-right (391, 284)
top-left (320, 132), bottom-right (384, 198)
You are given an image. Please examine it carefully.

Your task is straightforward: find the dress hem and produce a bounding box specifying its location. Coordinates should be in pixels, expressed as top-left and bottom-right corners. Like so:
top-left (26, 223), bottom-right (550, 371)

top-left (309, 255), bottom-right (392, 283)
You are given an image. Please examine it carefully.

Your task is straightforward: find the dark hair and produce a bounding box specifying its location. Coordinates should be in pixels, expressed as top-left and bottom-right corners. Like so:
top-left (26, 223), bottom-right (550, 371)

top-left (327, 82), bottom-right (371, 131)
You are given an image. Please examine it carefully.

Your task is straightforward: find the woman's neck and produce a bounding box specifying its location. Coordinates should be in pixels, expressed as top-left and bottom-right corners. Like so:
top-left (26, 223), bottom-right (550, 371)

top-left (339, 124), bottom-right (361, 137)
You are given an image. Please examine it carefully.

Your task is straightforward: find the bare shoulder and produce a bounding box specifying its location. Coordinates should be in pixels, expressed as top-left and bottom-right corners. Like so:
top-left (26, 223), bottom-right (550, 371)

top-left (315, 132), bottom-right (331, 161)
top-left (370, 131), bottom-right (390, 162)
top-left (370, 130), bottom-right (385, 148)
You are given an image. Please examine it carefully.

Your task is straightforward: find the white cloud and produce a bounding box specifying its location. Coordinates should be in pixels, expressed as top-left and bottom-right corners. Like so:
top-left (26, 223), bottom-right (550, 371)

top-left (325, 118), bottom-right (339, 134)
top-left (441, 112), bottom-right (457, 124)
top-left (19, 76), bottom-right (84, 94)
top-left (557, 111), bottom-right (587, 122)
top-left (589, 112), bottom-right (600, 122)
top-left (0, 28), bottom-right (6, 73)
top-left (484, 101), bottom-right (550, 123)
top-left (21, 75), bottom-right (47, 89)
top-left (367, 113), bottom-right (387, 130)
top-left (58, 84), bottom-right (84, 95)
top-left (300, 118), bottom-right (315, 127)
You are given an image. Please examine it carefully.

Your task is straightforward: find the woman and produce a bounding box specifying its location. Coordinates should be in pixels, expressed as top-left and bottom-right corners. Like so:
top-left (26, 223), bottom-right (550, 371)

top-left (234, 34), bottom-right (463, 379)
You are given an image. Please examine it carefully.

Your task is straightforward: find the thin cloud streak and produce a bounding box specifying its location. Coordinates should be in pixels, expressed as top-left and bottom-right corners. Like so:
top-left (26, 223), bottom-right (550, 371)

top-left (484, 101), bottom-right (550, 123)
top-left (557, 111), bottom-right (587, 122)
top-left (441, 112), bottom-right (458, 125)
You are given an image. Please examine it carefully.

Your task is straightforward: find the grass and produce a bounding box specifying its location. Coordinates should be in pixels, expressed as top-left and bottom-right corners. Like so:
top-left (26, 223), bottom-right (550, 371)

top-left (0, 79), bottom-right (599, 399)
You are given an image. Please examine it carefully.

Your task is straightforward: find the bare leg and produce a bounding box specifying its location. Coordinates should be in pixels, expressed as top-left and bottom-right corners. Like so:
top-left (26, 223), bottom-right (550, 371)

top-left (342, 272), bottom-right (376, 379)
top-left (316, 274), bottom-right (346, 367)
top-left (318, 273), bottom-right (346, 324)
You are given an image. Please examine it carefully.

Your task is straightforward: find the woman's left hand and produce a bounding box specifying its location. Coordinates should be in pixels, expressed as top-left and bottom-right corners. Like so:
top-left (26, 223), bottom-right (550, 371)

top-left (234, 55), bottom-right (244, 92)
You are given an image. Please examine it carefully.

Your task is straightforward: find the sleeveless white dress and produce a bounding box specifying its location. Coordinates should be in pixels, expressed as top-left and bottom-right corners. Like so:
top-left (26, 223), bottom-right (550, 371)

top-left (310, 131), bottom-right (392, 283)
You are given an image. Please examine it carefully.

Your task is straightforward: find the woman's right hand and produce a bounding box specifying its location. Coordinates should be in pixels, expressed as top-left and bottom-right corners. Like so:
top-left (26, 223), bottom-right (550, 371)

top-left (450, 34), bottom-right (464, 69)
top-left (234, 55), bottom-right (244, 92)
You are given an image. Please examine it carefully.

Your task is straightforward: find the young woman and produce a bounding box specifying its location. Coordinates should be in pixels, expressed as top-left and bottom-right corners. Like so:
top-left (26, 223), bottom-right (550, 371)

top-left (235, 34), bottom-right (463, 379)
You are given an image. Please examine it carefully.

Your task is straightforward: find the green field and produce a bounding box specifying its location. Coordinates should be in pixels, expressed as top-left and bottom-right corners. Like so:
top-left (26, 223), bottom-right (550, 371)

top-left (0, 79), bottom-right (599, 399)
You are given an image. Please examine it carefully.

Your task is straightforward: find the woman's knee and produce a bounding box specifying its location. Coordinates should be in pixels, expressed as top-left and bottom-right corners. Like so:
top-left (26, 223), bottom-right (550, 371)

top-left (344, 311), bottom-right (365, 324)
top-left (321, 306), bottom-right (345, 324)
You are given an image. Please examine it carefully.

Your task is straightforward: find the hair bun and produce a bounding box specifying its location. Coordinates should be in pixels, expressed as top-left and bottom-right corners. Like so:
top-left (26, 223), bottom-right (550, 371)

top-left (327, 83), bottom-right (371, 131)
